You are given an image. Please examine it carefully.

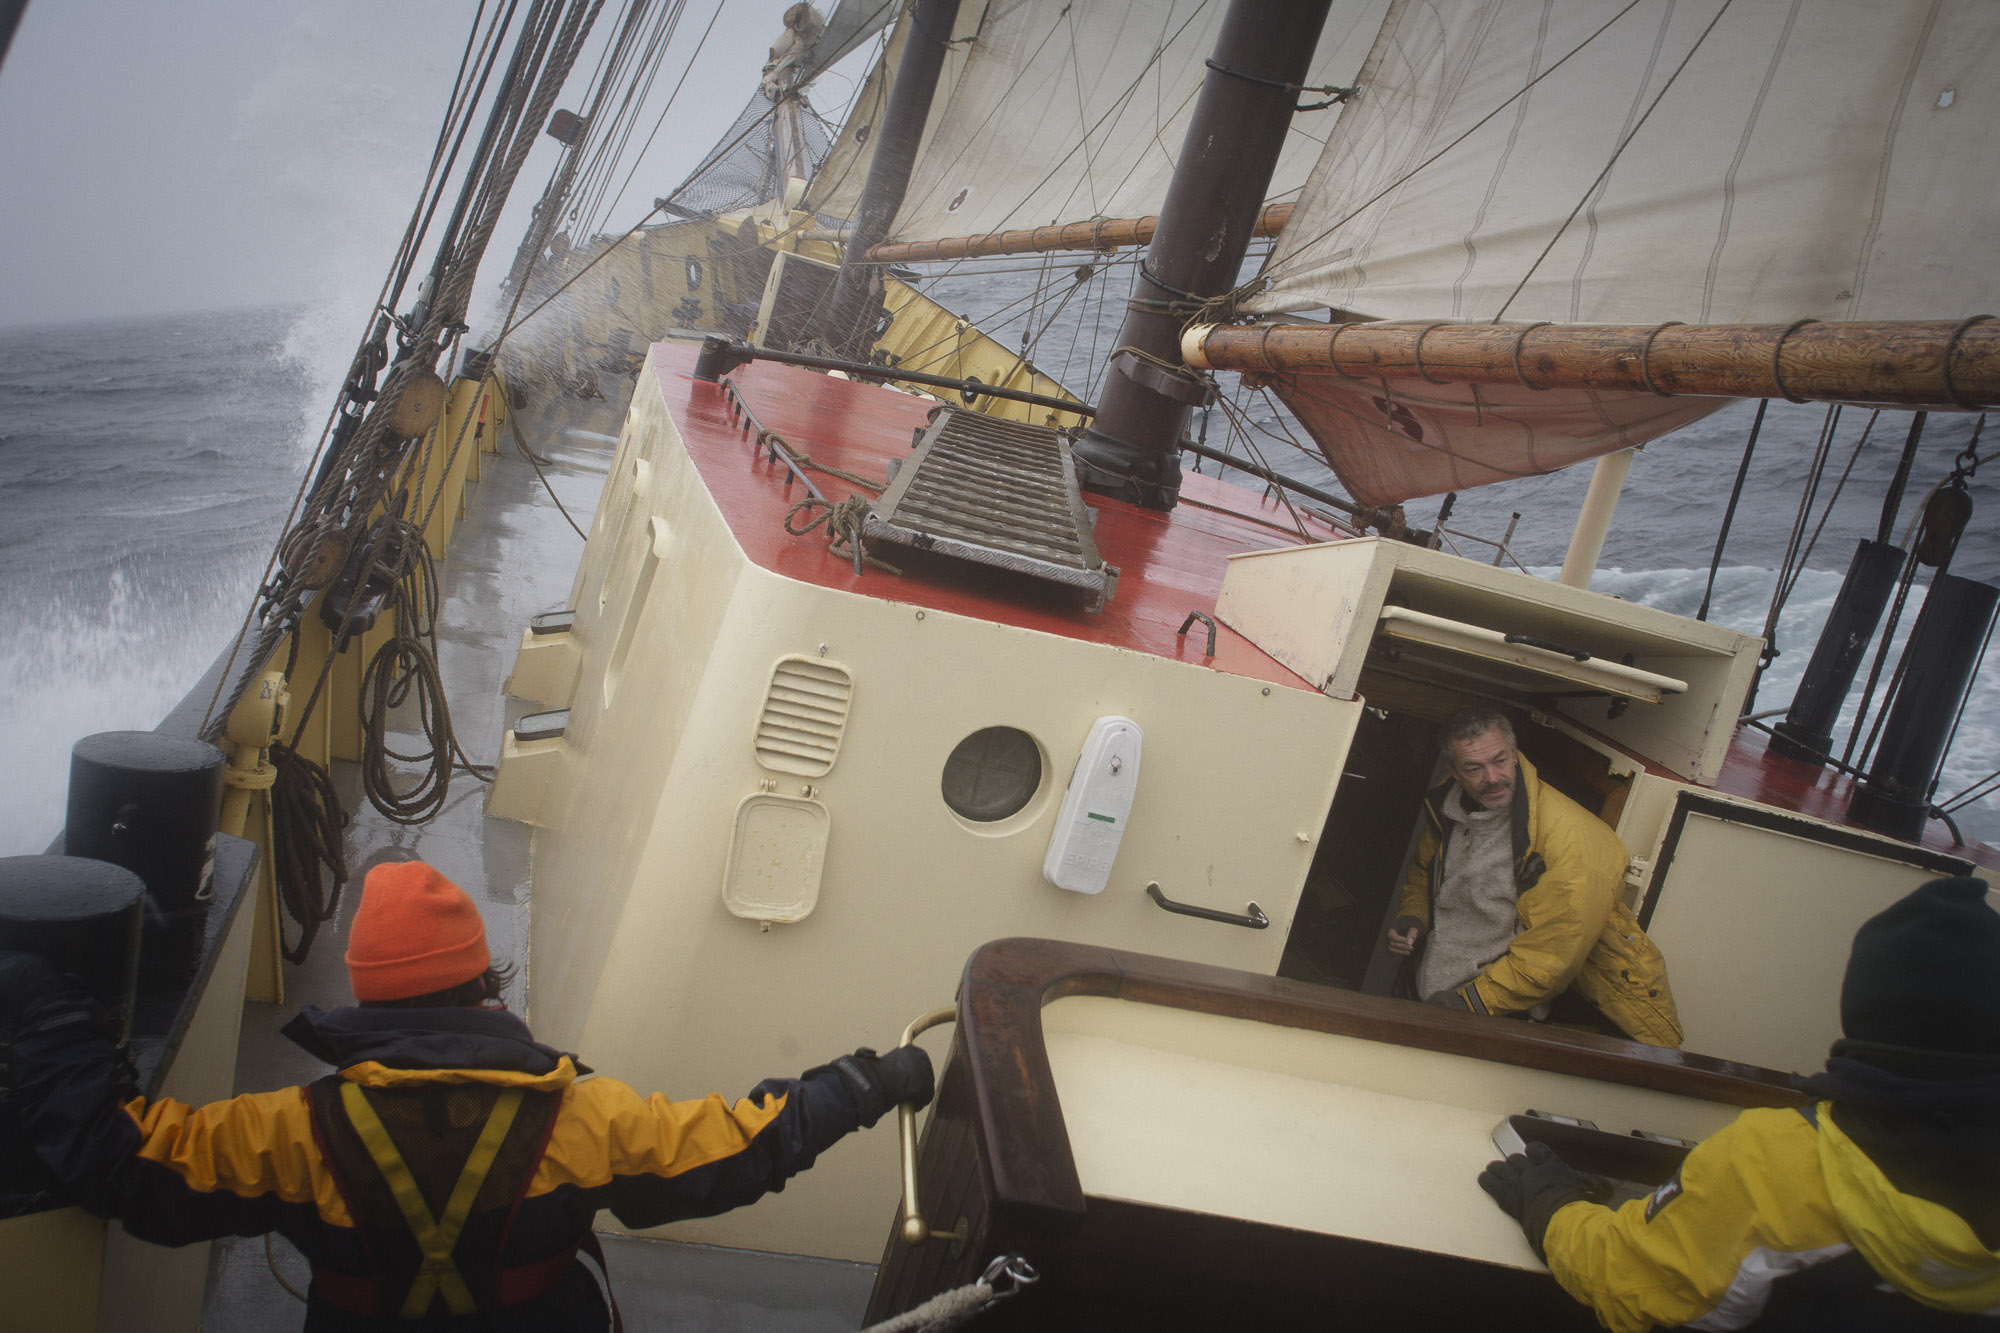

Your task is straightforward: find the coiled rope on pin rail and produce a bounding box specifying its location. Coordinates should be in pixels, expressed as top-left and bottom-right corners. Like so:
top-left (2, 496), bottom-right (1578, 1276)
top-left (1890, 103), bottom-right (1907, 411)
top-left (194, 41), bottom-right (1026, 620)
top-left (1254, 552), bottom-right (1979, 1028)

top-left (358, 520), bottom-right (495, 826)
top-left (267, 739), bottom-right (349, 965)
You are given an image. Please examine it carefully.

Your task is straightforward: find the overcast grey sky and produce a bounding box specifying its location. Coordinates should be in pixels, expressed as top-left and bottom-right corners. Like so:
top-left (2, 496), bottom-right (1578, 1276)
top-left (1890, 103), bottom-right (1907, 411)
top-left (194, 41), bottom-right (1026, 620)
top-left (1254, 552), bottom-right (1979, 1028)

top-left (0, 1), bottom-right (858, 329)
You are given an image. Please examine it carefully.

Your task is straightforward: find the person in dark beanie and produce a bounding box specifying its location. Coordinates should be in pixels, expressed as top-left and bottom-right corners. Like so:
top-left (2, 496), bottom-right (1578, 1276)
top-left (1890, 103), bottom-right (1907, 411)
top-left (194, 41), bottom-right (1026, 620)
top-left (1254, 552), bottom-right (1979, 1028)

top-left (1478, 874), bottom-right (2000, 1331)
top-left (0, 860), bottom-right (932, 1329)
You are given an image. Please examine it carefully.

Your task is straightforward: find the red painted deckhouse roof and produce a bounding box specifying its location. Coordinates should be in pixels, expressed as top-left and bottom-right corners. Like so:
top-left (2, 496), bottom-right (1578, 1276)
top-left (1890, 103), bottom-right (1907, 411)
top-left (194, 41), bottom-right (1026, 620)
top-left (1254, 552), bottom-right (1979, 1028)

top-left (650, 341), bottom-right (1997, 871)
top-left (655, 340), bottom-right (1338, 691)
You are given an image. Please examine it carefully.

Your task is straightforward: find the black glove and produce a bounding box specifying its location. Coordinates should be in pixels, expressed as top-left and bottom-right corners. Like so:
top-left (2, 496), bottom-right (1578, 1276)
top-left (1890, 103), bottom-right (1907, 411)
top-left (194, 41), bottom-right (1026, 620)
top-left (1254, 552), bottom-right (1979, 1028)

top-left (1477, 1141), bottom-right (1613, 1260)
top-left (0, 950), bottom-right (94, 1052)
top-left (831, 1045), bottom-right (935, 1127)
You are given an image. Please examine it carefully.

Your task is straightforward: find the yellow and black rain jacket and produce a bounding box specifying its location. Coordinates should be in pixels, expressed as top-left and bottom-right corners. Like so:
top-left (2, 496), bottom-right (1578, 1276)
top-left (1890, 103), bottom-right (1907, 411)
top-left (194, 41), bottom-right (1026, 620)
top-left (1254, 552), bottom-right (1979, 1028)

top-left (8, 1001), bottom-right (870, 1329)
top-left (1543, 1103), bottom-right (2000, 1331)
top-left (1394, 753), bottom-right (1681, 1046)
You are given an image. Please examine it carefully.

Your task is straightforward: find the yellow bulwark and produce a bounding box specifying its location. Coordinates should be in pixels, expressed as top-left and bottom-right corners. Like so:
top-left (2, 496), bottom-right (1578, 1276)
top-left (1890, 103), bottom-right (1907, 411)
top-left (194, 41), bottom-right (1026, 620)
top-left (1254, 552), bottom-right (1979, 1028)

top-left (217, 371), bottom-right (509, 1003)
top-left (875, 278), bottom-right (1088, 428)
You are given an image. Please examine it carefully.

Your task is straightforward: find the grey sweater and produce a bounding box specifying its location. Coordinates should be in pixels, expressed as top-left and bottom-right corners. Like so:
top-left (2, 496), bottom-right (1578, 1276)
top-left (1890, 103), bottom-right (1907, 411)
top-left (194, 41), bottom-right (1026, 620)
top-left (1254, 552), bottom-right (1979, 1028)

top-left (1417, 789), bottom-right (1517, 1001)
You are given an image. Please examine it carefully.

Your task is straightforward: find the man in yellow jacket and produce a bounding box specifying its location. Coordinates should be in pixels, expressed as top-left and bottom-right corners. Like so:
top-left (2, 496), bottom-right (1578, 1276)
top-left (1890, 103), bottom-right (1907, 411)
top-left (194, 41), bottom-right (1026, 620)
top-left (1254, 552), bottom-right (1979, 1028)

top-left (1480, 875), bottom-right (2000, 1330)
top-left (1385, 705), bottom-right (1680, 1046)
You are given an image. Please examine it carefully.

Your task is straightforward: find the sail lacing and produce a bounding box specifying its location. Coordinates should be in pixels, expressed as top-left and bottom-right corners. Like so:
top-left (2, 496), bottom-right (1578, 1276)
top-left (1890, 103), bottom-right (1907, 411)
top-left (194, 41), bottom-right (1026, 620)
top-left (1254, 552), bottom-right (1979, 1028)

top-left (1199, 56), bottom-right (1354, 111)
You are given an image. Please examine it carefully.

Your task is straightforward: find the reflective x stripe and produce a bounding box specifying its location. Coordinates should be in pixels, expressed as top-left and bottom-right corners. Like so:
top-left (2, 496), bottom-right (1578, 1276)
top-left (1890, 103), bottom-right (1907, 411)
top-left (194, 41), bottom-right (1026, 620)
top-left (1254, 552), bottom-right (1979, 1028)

top-left (340, 1080), bottom-right (523, 1318)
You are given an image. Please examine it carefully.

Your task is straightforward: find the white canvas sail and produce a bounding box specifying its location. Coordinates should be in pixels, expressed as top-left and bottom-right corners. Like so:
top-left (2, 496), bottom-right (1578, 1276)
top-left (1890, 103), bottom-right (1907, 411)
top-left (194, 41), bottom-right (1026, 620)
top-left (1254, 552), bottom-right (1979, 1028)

top-left (797, 0), bottom-right (902, 87)
top-left (800, 6), bottom-right (921, 225)
top-left (1237, 0), bottom-right (2000, 506)
top-left (808, 0), bottom-right (1389, 242)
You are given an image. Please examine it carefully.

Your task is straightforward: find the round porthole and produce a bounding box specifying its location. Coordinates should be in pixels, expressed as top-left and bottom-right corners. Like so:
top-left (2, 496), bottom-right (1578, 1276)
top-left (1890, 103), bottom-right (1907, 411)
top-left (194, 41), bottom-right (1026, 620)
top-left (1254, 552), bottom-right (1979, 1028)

top-left (941, 726), bottom-right (1041, 822)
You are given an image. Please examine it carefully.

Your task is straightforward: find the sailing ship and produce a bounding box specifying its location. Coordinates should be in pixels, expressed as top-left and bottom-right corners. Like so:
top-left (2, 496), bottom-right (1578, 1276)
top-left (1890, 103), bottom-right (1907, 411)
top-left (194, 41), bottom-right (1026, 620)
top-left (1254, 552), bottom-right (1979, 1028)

top-left (3, 1), bottom-right (1995, 1327)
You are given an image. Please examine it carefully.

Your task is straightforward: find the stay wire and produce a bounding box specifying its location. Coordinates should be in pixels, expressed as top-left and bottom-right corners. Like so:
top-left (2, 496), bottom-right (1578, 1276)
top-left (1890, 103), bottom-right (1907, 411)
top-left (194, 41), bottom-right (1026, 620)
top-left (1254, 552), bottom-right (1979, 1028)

top-left (1697, 399), bottom-right (1767, 622)
top-left (1490, 0), bottom-right (1737, 322)
top-left (603, 0), bottom-right (729, 222)
top-left (209, 0), bottom-right (605, 962)
top-left (196, 0), bottom-right (524, 740)
top-left (1777, 408), bottom-right (1880, 615)
top-left (1239, 0), bottom-right (1650, 303)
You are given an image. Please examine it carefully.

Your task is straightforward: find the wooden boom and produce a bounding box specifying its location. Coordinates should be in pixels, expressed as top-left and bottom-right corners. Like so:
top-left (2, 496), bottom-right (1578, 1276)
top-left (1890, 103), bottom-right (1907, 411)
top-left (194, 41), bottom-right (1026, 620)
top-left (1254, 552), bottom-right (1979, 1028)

top-left (863, 201), bottom-right (1296, 266)
top-left (1179, 317), bottom-right (2000, 409)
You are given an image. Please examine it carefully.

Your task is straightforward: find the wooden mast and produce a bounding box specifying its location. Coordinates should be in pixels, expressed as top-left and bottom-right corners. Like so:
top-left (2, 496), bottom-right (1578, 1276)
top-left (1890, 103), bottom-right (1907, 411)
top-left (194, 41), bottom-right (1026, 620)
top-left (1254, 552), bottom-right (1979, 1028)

top-left (1074, 0), bottom-right (1334, 511)
top-left (863, 202), bottom-right (1298, 266)
top-left (1179, 318), bottom-right (2000, 408)
top-left (822, 0), bottom-right (962, 358)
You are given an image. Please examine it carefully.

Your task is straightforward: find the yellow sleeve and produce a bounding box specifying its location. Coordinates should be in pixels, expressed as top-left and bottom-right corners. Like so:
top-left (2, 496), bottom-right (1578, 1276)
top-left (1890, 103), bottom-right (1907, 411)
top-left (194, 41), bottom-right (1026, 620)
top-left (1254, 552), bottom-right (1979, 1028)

top-left (126, 1089), bottom-right (347, 1221)
top-left (1541, 1109), bottom-right (1845, 1333)
top-left (1469, 788), bottom-right (1621, 1014)
top-left (534, 1076), bottom-right (793, 1189)
top-left (1393, 821), bottom-right (1441, 928)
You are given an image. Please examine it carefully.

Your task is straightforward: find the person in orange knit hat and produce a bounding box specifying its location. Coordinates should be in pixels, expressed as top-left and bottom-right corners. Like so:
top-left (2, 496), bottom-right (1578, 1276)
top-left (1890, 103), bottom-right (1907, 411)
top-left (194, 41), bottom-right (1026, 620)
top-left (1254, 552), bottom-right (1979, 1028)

top-left (1, 859), bottom-right (932, 1329)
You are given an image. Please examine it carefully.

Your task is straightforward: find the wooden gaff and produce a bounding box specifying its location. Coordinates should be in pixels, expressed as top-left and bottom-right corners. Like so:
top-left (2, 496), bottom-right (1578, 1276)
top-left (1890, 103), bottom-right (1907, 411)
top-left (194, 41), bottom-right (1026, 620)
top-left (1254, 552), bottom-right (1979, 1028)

top-left (1179, 318), bottom-right (2000, 409)
top-left (863, 202), bottom-right (1296, 266)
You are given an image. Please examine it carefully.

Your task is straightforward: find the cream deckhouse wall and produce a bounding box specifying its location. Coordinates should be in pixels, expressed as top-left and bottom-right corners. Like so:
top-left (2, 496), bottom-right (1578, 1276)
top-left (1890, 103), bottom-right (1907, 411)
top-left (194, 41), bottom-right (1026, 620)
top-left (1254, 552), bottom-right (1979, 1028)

top-left (495, 356), bottom-right (1358, 1261)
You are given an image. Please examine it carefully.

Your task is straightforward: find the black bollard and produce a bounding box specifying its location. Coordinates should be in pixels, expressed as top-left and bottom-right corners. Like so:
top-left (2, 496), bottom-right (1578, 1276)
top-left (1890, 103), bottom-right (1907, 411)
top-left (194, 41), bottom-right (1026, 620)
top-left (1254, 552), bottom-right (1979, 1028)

top-left (0, 855), bottom-right (145, 1044)
top-left (65, 731), bottom-right (225, 912)
top-left (1850, 574), bottom-right (2000, 841)
top-left (692, 335), bottom-right (748, 382)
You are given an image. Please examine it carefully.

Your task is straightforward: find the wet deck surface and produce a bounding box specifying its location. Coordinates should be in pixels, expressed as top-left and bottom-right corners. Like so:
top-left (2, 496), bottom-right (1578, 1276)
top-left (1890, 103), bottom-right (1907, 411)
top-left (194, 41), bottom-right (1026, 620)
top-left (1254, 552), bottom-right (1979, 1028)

top-left (202, 403), bottom-right (874, 1328)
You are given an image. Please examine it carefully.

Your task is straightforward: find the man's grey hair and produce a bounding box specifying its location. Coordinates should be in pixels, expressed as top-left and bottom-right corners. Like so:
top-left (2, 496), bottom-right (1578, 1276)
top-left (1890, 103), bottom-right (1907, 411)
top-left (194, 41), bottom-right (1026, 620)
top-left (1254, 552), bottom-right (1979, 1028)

top-left (1439, 705), bottom-right (1515, 757)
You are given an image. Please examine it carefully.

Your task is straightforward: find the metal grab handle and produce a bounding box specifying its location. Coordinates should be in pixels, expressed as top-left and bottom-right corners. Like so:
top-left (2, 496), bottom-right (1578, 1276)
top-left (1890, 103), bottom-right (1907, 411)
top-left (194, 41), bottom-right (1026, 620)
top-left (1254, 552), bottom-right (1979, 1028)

top-left (897, 1006), bottom-right (966, 1247)
top-left (1145, 881), bottom-right (1269, 929)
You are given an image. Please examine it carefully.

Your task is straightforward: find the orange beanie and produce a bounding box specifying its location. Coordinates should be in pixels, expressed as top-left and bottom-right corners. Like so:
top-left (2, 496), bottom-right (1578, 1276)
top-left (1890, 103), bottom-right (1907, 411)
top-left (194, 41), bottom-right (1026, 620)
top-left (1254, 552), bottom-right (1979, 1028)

top-left (344, 861), bottom-right (491, 1002)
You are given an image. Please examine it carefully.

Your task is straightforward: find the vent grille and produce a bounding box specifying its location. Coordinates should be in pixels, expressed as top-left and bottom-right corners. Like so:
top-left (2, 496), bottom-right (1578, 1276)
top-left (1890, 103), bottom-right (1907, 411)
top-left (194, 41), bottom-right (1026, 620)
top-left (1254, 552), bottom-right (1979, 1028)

top-left (754, 657), bottom-right (852, 775)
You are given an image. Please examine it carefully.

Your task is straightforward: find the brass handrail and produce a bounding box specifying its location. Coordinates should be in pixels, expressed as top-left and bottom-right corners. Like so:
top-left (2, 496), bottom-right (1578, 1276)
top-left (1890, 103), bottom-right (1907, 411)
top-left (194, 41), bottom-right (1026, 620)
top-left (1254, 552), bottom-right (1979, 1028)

top-left (897, 1005), bottom-right (965, 1246)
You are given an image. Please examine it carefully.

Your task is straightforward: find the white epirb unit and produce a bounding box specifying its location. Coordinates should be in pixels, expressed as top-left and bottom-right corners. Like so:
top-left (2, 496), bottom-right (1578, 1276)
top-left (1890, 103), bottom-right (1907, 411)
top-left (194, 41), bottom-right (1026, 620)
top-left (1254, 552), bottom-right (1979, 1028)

top-left (1042, 716), bottom-right (1143, 894)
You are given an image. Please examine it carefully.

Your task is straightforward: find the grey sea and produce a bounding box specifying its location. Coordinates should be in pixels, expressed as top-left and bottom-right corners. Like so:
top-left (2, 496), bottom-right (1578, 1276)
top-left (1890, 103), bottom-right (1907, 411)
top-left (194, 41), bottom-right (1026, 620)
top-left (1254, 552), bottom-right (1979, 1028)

top-left (1, 300), bottom-right (1995, 856)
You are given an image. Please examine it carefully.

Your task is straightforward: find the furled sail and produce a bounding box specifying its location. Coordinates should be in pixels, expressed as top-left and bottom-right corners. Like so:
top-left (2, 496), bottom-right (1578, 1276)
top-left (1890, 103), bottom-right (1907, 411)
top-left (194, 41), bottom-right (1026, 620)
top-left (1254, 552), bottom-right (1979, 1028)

top-left (792, 0), bottom-right (901, 89)
top-left (800, 5), bottom-right (914, 225)
top-left (1236, 0), bottom-right (2000, 507)
top-left (808, 0), bottom-right (1389, 241)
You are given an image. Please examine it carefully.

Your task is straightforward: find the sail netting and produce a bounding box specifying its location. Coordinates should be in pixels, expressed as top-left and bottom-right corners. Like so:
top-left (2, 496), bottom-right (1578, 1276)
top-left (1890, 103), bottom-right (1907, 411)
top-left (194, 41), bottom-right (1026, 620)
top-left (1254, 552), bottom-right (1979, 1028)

top-left (661, 91), bottom-right (839, 219)
top-left (1235, 0), bottom-right (2000, 507)
top-left (806, 0), bottom-right (1390, 241)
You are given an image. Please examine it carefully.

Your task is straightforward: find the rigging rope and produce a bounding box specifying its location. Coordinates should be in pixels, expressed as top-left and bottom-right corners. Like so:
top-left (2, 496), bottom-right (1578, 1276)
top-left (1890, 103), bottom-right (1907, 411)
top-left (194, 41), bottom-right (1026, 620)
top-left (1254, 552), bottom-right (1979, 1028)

top-left (1698, 399), bottom-right (1768, 623)
top-left (1489, 0), bottom-right (1738, 322)
top-left (196, 0), bottom-right (608, 962)
top-left (1745, 402), bottom-right (1843, 709)
top-left (1227, 0), bottom-right (1651, 306)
